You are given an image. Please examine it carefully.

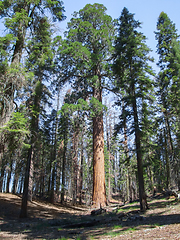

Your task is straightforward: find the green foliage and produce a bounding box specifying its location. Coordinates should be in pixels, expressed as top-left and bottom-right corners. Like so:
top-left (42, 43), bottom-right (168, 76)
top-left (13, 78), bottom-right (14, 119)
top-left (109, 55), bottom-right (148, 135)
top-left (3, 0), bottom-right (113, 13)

top-left (5, 9), bottom-right (31, 31)
top-left (0, 111), bottom-right (30, 151)
top-left (155, 11), bottom-right (179, 111)
top-left (90, 97), bottom-right (107, 117)
top-left (45, 0), bottom-right (66, 21)
top-left (59, 3), bottom-right (115, 89)
top-left (155, 12), bottom-right (178, 69)
top-left (0, 34), bottom-right (15, 73)
top-left (59, 98), bottom-right (89, 116)
top-left (5, 112), bottom-right (28, 131)
top-left (26, 17), bottom-right (53, 72)
top-left (113, 7), bottom-right (155, 143)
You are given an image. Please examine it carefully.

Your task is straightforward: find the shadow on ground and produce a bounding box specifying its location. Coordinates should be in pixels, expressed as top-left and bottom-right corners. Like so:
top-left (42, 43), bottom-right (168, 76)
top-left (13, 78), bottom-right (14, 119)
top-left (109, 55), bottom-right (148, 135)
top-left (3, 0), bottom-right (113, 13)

top-left (0, 193), bottom-right (180, 240)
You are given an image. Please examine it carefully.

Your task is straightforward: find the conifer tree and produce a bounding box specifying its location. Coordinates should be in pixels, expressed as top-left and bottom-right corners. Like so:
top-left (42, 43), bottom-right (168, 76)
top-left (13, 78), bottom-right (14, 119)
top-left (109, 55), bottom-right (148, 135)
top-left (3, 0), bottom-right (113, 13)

top-left (155, 12), bottom-right (179, 189)
top-left (113, 7), bottom-right (155, 211)
top-left (0, 0), bottom-right (65, 127)
top-left (19, 12), bottom-right (64, 217)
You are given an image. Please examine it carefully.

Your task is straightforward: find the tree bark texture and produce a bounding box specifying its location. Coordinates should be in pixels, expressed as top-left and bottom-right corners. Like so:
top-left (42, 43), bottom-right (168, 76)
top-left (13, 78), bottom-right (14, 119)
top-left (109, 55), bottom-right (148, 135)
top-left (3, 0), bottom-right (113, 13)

top-left (132, 86), bottom-right (148, 211)
top-left (19, 145), bottom-right (33, 218)
top-left (105, 111), bottom-right (111, 202)
top-left (61, 139), bottom-right (67, 204)
top-left (92, 81), bottom-right (107, 208)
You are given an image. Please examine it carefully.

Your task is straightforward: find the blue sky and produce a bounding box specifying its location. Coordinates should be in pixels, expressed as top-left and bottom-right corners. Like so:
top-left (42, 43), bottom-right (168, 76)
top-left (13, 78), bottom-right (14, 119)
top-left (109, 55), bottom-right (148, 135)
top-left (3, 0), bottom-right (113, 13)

top-left (59, 0), bottom-right (180, 64)
top-left (0, 0), bottom-right (179, 65)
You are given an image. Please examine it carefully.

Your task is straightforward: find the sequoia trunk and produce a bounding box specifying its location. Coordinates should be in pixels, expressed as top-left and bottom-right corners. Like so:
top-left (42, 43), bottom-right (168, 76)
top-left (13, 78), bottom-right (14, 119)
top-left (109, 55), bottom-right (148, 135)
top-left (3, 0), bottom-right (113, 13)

top-left (92, 76), bottom-right (107, 208)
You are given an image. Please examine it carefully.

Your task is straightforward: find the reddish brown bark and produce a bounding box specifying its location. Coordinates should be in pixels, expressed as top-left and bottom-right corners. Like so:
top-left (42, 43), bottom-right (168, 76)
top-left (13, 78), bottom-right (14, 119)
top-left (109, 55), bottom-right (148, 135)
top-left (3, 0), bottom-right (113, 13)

top-left (92, 79), bottom-right (107, 208)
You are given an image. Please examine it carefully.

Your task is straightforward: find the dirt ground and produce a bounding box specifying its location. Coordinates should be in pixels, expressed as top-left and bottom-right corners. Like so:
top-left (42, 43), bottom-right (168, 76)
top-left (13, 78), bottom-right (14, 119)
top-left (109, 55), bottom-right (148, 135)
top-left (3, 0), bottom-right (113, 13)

top-left (0, 193), bottom-right (180, 239)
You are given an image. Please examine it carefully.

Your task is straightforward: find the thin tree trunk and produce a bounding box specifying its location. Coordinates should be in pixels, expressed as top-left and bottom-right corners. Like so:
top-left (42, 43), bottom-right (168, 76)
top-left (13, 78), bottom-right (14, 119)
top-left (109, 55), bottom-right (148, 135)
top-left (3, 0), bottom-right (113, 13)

top-left (28, 153), bottom-right (34, 202)
top-left (112, 113), bottom-right (116, 194)
top-left (12, 151), bottom-right (21, 194)
top-left (47, 149), bottom-right (52, 193)
top-left (40, 143), bottom-right (45, 197)
top-left (50, 90), bottom-right (60, 203)
top-left (122, 100), bottom-right (131, 202)
top-left (132, 88), bottom-right (148, 211)
top-left (49, 130), bottom-right (55, 204)
top-left (164, 128), bottom-right (170, 189)
top-left (79, 134), bottom-right (84, 204)
top-left (12, 169), bottom-right (19, 194)
top-left (61, 139), bottom-right (67, 204)
top-left (19, 145), bottom-right (33, 218)
top-left (105, 110), bottom-right (111, 202)
top-left (164, 113), bottom-right (173, 189)
top-left (0, 159), bottom-right (5, 192)
top-left (6, 159), bottom-right (13, 193)
top-left (19, 175), bottom-right (24, 194)
top-left (72, 120), bottom-right (79, 205)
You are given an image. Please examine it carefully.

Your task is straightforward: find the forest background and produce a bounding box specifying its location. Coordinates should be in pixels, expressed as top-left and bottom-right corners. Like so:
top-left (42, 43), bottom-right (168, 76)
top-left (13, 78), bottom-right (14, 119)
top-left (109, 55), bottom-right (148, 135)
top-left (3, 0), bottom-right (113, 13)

top-left (0, 0), bottom-right (180, 217)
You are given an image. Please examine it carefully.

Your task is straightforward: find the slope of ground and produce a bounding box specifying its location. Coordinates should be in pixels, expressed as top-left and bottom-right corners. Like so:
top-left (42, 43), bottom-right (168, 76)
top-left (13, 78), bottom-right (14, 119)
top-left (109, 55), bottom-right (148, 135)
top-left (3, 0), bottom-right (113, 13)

top-left (0, 193), bottom-right (180, 239)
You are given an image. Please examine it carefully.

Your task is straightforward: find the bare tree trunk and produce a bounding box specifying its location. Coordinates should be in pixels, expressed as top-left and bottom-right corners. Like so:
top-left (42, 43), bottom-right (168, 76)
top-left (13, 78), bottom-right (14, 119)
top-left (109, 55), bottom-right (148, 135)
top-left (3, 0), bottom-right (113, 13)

top-left (79, 134), bottom-right (84, 204)
top-left (12, 151), bottom-right (21, 194)
top-left (61, 139), bottom-right (67, 204)
top-left (12, 169), bottom-right (19, 194)
top-left (112, 113), bottom-right (116, 194)
top-left (92, 114), bottom-right (107, 208)
top-left (50, 166), bottom-right (55, 204)
top-left (6, 160), bottom-right (13, 193)
top-left (19, 175), bottom-right (24, 194)
top-left (122, 100), bottom-right (131, 203)
top-left (0, 159), bottom-right (5, 192)
top-left (49, 130), bottom-right (56, 204)
top-left (164, 113), bottom-right (173, 189)
top-left (28, 154), bottom-right (34, 202)
top-left (0, 139), bottom-right (5, 164)
top-left (40, 144), bottom-right (45, 197)
top-left (164, 128), bottom-right (170, 189)
top-left (50, 90), bottom-right (60, 203)
top-left (19, 145), bottom-right (33, 218)
top-left (92, 76), bottom-right (107, 208)
top-left (47, 163), bottom-right (51, 193)
top-left (72, 121), bottom-right (79, 205)
top-left (105, 110), bottom-right (111, 202)
top-left (132, 87), bottom-right (148, 211)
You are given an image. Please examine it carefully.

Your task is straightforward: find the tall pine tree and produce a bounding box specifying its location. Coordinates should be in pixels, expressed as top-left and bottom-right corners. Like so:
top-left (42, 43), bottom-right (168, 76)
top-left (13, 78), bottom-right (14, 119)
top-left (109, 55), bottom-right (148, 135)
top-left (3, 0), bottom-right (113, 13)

top-left (113, 7), bottom-right (155, 211)
top-left (155, 12), bottom-right (179, 189)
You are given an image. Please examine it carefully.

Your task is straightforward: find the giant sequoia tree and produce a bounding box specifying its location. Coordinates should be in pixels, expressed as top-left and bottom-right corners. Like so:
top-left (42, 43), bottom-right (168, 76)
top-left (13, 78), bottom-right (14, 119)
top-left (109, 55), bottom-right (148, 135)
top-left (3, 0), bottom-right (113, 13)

top-left (59, 3), bottom-right (115, 208)
top-left (113, 7), bottom-right (155, 211)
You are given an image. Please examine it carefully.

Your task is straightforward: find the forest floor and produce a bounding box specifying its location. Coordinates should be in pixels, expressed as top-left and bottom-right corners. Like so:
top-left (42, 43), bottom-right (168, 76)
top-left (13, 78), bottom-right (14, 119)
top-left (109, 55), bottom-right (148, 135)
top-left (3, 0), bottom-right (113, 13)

top-left (0, 193), bottom-right (180, 239)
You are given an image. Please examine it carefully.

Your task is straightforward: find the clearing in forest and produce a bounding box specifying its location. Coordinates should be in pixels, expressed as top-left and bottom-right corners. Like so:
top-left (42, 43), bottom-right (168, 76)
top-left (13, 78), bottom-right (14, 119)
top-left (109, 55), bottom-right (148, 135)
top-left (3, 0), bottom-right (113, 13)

top-left (0, 193), bottom-right (180, 239)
